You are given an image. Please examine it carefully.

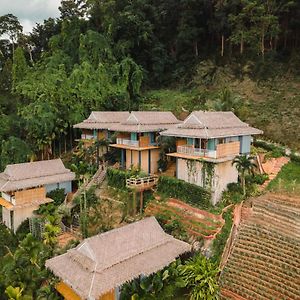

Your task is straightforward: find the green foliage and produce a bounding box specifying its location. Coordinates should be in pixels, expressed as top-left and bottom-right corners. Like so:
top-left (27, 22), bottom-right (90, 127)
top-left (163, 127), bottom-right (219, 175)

top-left (267, 161), bottom-right (300, 194)
top-left (15, 219), bottom-right (30, 241)
top-left (107, 168), bottom-right (128, 189)
top-left (253, 140), bottom-right (285, 156)
top-left (232, 155), bottom-right (256, 195)
top-left (246, 173), bottom-right (269, 185)
top-left (179, 254), bottom-right (220, 300)
top-left (211, 207), bottom-right (234, 264)
top-left (157, 176), bottom-right (211, 210)
top-left (120, 259), bottom-right (185, 300)
top-left (1, 137), bottom-right (33, 171)
top-left (46, 188), bottom-right (65, 206)
top-left (156, 213), bottom-right (189, 242)
top-left (0, 223), bottom-right (18, 257)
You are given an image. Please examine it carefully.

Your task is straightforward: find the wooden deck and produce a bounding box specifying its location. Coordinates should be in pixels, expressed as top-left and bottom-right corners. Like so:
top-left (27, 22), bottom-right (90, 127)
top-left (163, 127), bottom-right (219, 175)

top-left (126, 175), bottom-right (159, 191)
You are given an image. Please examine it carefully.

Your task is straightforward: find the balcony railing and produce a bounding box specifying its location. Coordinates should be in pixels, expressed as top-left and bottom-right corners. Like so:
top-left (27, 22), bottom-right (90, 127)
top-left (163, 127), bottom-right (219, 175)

top-left (81, 134), bottom-right (94, 140)
top-left (116, 138), bottom-right (139, 147)
top-left (177, 146), bottom-right (217, 158)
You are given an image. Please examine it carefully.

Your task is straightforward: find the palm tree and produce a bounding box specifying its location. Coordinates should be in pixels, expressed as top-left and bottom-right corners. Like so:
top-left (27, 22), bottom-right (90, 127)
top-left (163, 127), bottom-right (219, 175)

top-left (232, 155), bottom-right (256, 195)
top-left (42, 224), bottom-right (61, 249)
top-left (180, 254), bottom-right (219, 300)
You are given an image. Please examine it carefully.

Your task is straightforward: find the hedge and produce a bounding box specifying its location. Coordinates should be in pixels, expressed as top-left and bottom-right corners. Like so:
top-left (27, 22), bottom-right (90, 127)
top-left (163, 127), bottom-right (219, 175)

top-left (157, 176), bottom-right (211, 210)
top-left (107, 168), bottom-right (128, 189)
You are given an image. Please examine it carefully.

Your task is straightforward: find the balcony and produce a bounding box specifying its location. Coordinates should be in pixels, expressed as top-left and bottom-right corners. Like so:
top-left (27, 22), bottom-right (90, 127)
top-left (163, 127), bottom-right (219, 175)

top-left (116, 138), bottom-right (139, 147)
top-left (114, 136), bottom-right (158, 149)
top-left (177, 146), bottom-right (217, 158)
top-left (176, 141), bottom-right (240, 160)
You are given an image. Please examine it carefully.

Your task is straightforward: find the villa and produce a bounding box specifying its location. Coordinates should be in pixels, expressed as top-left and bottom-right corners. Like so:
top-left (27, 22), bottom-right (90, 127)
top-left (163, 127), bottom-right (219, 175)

top-left (46, 217), bottom-right (191, 300)
top-left (161, 111), bottom-right (263, 204)
top-left (0, 159), bottom-right (75, 232)
top-left (73, 111), bottom-right (130, 148)
top-left (109, 111), bottom-right (180, 174)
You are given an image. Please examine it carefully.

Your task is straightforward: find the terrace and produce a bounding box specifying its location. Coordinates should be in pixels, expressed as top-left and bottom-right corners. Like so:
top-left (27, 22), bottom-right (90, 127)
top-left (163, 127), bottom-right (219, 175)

top-left (169, 141), bottom-right (240, 160)
top-left (111, 134), bottom-right (159, 150)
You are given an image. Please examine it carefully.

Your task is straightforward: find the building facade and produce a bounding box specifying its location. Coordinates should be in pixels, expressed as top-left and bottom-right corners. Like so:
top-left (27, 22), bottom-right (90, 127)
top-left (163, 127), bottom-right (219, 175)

top-left (161, 111), bottom-right (263, 204)
top-left (0, 159), bottom-right (75, 232)
top-left (109, 111), bottom-right (180, 174)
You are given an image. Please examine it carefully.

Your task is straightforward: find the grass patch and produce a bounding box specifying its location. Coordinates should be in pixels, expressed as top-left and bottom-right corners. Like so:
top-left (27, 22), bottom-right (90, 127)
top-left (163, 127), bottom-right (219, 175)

top-left (267, 161), bottom-right (300, 195)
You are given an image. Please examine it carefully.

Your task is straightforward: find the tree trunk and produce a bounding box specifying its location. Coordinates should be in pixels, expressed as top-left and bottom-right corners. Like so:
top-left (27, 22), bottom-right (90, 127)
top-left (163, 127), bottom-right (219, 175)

top-left (221, 35), bottom-right (225, 57)
top-left (194, 41), bottom-right (198, 56)
top-left (240, 34), bottom-right (244, 55)
top-left (261, 28), bottom-right (265, 58)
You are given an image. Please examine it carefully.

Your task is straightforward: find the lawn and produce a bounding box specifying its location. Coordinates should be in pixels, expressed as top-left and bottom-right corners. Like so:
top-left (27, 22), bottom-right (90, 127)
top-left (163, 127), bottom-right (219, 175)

top-left (267, 161), bottom-right (300, 195)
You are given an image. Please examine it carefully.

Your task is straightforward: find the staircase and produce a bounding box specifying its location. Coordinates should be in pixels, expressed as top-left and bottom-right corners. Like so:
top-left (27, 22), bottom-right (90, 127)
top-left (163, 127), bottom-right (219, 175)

top-left (72, 165), bottom-right (107, 202)
top-left (260, 157), bottom-right (290, 189)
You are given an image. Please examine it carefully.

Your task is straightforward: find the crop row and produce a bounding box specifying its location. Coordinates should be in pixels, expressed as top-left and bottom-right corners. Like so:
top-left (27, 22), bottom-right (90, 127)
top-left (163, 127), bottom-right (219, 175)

top-left (226, 256), bottom-right (300, 292)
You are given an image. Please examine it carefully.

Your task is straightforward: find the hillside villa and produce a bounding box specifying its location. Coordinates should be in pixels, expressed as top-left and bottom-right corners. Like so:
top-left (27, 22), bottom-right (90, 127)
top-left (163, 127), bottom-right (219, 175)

top-left (73, 111), bottom-right (130, 148)
top-left (109, 111), bottom-right (180, 174)
top-left (0, 159), bottom-right (75, 232)
top-left (161, 111), bottom-right (263, 204)
top-left (46, 217), bottom-right (191, 300)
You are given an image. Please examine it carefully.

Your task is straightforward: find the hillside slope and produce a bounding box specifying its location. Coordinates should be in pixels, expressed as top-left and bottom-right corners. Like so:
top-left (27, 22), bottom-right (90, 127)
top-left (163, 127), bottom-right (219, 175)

top-left (219, 193), bottom-right (300, 300)
top-left (142, 73), bottom-right (300, 150)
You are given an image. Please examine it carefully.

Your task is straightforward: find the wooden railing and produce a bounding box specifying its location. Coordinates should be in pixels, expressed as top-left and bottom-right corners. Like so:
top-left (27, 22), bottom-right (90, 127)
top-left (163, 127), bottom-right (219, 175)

top-left (177, 145), bottom-right (217, 158)
top-left (116, 138), bottom-right (139, 147)
top-left (126, 175), bottom-right (159, 189)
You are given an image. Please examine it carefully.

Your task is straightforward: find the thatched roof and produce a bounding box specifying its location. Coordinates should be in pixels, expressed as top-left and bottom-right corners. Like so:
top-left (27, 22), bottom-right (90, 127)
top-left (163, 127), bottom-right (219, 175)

top-left (161, 111), bottom-right (262, 139)
top-left (46, 217), bottom-right (191, 299)
top-left (0, 159), bottom-right (75, 192)
top-left (73, 111), bottom-right (130, 130)
top-left (109, 111), bottom-right (181, 132)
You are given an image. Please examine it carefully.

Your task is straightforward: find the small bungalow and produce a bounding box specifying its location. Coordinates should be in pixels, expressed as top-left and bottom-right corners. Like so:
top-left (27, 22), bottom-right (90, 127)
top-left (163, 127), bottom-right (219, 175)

top-left (46, 217), bottom-right (191, 300)
top-left (73, 111), bottom-right (130, 148)
top-left (0, 159), bottom-right (75, 232)
top-left (109, 111), bottom-right (180, 174)
top-left (161, 111), bottom-right (263, 204)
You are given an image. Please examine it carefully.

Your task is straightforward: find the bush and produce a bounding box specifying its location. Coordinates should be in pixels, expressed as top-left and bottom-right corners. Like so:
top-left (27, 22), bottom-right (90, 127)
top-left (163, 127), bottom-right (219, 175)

top-left (227, 182), bottom-right (243, 194)
top-left (107, 168), bottom-right (129, 189)
top-left (47, 188), bottom-right (65, 205)
top-left (290, 153), bottom-right (300, 164)
top-left (157, 176), bottom-right (211, 210)
top-left (211, 207), bottom-right (233, 264)
top-left (246, 174), bottom-right (269, 185)
top-left (253, 140), bottom-right (285, 156)
top-left (15, 219), bottom-right (30, 240)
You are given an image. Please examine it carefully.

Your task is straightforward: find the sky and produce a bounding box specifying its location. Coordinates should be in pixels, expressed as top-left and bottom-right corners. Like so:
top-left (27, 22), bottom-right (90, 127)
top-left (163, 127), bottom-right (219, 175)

top-left (0, 0), bottom-right (61, 33)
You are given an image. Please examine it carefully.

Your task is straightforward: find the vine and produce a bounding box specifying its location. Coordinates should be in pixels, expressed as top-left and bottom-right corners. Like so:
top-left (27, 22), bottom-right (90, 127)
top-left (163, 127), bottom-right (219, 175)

top-left (201, 160), bottom-right (215, 189)
top-left (186, 159), bottom-right (198, 183)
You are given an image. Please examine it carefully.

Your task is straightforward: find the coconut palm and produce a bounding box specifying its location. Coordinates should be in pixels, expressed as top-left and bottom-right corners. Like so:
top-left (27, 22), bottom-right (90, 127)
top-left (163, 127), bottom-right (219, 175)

top-left (179, 254), bottom-right (219, 300)
top-left (232, 155), bottom-right (256, 195)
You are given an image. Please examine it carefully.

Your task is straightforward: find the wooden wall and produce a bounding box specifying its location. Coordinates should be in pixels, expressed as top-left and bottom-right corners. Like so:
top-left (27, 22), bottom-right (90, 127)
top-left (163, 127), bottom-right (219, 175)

top-left (139, 136), bottom-right (150, 147)
top-left (14, 187), bottom-right (46, 205)
top-left (216, 141), bottom-right (240, 158)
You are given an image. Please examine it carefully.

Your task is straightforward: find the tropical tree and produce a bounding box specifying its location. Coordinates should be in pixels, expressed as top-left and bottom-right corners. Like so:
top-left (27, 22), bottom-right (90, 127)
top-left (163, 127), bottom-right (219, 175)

top-left (42, 223), bottom-right (61, 249)
top-left (0, 14), bottom-right (23, 53)
top-left (179, 254), bottom-right (219, 300)
top-left (232, 155), bottom-right (256, 195)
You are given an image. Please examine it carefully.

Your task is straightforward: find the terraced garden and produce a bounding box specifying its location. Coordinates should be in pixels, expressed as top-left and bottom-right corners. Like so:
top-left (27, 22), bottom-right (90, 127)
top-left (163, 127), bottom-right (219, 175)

top-left (220, 193), bottom-right (300, 300)
top-left (145, 198), bottom-right (224, 238)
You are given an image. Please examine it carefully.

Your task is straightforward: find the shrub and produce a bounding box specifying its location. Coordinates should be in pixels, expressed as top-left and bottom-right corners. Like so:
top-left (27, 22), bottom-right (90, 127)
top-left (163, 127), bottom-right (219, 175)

top-left (246, 174), bottom-right (269, 185)
top-left (47, 188), bottom-right (65, 206)
top-left (227, 182), bottom-right (243, 194)
top-left (290, 153), bottom-right (300, 164)
top-left (15, 219), bottom-right (30, 240)
top-left (253, 140), bottom-right (285, 156)
top-left (157, 176), bottom-right (211, 209)
top-left (211, 207), bottom-right (234, 264)
top-left (107, 168), bottom-right (128, 189)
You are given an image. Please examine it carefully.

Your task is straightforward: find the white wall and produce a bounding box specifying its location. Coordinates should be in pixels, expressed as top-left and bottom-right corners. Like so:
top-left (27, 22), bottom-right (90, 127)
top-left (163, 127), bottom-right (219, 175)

top-left (45, 181), bottom-right (72, 194)
top-left (13, 205), bottom-right (40, 233)
top-left (176, 158), bottom-right (238, 205)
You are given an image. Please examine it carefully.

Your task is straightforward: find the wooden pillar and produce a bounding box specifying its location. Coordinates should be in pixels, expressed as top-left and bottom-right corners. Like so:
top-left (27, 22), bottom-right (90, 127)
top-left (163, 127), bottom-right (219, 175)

top-left (133, 191), bottom-right (137, 215)
top-left (140, 191), bottom-right (143, 214)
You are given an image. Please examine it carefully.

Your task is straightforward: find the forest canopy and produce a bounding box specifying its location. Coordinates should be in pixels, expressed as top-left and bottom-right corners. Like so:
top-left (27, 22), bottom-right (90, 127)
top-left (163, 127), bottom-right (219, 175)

top-left (0, 0), bottom-right (300, 169)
